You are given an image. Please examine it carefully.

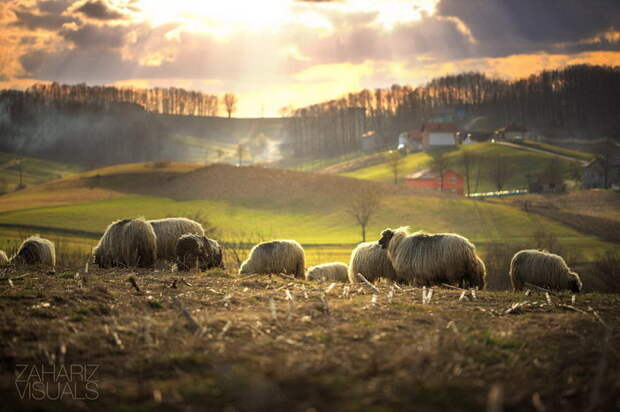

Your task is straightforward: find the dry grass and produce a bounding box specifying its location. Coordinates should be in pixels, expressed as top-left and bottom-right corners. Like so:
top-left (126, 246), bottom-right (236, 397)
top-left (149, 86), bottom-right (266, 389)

top-left (0, 267), bottom-right (618, 411)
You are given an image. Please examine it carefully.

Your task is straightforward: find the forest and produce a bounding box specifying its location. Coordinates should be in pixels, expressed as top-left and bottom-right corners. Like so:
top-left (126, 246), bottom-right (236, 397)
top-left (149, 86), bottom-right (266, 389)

top-left (287, 65), bottom-right (620, 157)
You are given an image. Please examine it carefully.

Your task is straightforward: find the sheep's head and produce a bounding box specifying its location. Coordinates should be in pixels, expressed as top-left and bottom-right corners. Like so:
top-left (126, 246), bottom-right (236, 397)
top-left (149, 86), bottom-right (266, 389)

top-left (378, 229), bottom-right (394, 249)
top-left (568, 272), bottom-right (583, 293)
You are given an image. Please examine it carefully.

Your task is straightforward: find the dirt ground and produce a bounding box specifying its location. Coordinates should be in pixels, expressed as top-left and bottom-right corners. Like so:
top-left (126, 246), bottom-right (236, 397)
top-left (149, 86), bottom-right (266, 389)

top-left (0, 266), bottom-right (618, 411)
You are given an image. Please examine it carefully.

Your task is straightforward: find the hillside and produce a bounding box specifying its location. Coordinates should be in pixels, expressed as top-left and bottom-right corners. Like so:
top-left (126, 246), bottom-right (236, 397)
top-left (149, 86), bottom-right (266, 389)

top-left (0, 152), bottom-right (82, 193)
top-left (0, 162), bottom-right (615, 283)
top-left (339, 143), bottom-right (583, 193)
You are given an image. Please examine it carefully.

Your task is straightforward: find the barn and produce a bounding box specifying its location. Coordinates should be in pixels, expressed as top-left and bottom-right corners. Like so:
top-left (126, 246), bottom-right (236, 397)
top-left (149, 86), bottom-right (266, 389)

top-left (404, 168), bottom-right (464, 195)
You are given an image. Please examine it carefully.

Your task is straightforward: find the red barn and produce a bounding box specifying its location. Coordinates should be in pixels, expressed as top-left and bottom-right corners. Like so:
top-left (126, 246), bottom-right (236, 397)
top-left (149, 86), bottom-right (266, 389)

top-left (404, 169), bottom-right (464, 195)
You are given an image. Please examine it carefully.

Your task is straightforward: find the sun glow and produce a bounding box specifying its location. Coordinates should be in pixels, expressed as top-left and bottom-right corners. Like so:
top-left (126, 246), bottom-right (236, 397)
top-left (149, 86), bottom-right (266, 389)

top-left (133, 0), bottom-right (438, 35)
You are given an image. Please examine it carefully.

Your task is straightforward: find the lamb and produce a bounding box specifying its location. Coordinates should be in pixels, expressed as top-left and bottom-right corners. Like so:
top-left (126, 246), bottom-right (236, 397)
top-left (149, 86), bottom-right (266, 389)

top-left (11, 236), bottom-right (56, 267)
top-left (148, 217), bottom-right (205, 261)
top-left (509, 249), bottom-right (582, 293)
top-left (348, 241), bottom-right (397, 283)
top-left (0, 250), bottom-right (8, 265)
top-left (378, 227), bottom-right (486, 289)
top-left (176, 234), bottom-right (224, 271)
top-left (239, 240), bottom-right (305, 278)
top-left (93, 218), bottom-right (157, 268)
top-left (305, 262), bottom-right (349, 282)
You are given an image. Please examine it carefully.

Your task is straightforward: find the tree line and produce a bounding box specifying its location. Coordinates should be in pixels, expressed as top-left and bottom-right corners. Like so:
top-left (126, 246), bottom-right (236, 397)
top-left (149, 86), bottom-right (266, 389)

top-left (286, 64), bottom-right (620, 158)
top-left (14, 82), bottom-right (238, 118)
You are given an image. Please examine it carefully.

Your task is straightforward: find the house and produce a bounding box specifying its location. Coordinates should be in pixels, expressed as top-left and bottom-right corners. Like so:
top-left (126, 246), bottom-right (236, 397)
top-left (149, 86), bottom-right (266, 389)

top-left (404, 168), bottom-right (464, 195)
top-left (458, 131), bottom-right (494, 144)
top-left (582, 155), bottom-right (620, 189)
top-left (526, 173), bottom-right (565, 193)
top-left (421, 122), bottom-right (459, 149)
top-left (397, 130), bottom-right (424, 152)
top-left (494, 123), bottom-right (528, 141)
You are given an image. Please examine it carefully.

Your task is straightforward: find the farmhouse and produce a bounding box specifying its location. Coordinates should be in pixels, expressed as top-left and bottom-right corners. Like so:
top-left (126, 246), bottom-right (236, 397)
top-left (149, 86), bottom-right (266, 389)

top-left (582, 156), bottom-right (620, 189)
top-left (421, 122), bottom-right (459, 148)
top-left (494, 123), bottom-right (528, 141)
top-left (404, 168), bottom-right (464, 195)
top-left (526, 173), bottom-right (566, 193)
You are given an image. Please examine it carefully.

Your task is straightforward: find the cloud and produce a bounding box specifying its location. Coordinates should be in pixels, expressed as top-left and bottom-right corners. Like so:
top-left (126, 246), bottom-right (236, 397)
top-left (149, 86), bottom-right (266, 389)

top-left (38, 0), bottom-right (73, 14)
top-left (60, 23), bottom-right (129, 48)
top-left (437, 0), bottom-right (620, 57)
top-left (11, 9), bottom-right (79, 30)
top-left (74, 0), bottom-right (125, 20)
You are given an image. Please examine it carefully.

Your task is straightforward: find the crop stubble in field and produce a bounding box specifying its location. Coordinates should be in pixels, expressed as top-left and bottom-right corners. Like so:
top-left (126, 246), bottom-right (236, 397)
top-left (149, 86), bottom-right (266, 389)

top-left (0, 267), bottom-right (618, 411)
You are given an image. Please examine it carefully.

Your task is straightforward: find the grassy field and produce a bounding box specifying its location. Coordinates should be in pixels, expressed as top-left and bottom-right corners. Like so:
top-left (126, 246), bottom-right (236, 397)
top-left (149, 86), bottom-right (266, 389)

top-left (340, 143), bottom-right (582, 193)
top-left (0, 161), bottom-right (616, 284)
top-left (0, 267), bottom-right (618, 410)
top-left (0, 152), bottom-right (82, 192)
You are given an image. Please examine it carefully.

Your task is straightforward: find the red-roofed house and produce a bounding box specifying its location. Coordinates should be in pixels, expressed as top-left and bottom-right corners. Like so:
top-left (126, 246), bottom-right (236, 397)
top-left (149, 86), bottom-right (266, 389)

top-left (421, 122), bottom-right (459, 149)
top-left (404, 168), bottom-right (464, 195)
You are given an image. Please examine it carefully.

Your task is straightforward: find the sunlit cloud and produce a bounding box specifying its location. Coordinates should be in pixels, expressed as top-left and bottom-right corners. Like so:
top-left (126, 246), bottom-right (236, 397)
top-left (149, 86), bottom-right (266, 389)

top-left (1, 0), bottom-right (619, 117)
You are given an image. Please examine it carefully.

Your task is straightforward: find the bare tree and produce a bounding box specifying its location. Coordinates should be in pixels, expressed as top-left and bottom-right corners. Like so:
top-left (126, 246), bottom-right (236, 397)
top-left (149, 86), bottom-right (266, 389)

top-left (488, 155), bottom-right (512, 191)
top-left (386, 150), bottom-right (404, 184)
top-left (430, 151), bottom-right (449, 191)
top-left (461, 149), bottom-right (479, 196)
top-left (346, 187), bottom-right (382, 242)
top-left (223, 93), bottom-right (238, 119)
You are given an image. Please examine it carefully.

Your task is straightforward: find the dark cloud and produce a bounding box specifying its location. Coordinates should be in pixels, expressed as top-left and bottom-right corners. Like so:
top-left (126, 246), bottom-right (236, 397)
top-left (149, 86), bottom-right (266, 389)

top-left (11, 9), bottom-right (79, 30)
top-left (19, 47), bottom-right (136, 83)
top-left (437, 0), bottom-right (620, 57)
top-left (38, 0), bottom-right (72, 14)
top-left (60, 23), bottom-right (129, 48)
top-left (297, 14), bottom-right (474, 64)
top-left (75, 0), bottom-right (125, 20)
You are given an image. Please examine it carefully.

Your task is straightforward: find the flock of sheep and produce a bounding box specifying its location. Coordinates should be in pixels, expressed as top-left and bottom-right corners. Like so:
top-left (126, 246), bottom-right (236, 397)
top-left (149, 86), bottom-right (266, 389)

top-left (0, 217), bottom-right (583, 293)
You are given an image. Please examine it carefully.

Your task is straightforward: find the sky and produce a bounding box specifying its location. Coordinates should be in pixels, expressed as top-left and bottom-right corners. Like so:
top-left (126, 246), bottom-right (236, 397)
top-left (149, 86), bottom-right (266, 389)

top-left (1, 0), bottom-right (620, 117)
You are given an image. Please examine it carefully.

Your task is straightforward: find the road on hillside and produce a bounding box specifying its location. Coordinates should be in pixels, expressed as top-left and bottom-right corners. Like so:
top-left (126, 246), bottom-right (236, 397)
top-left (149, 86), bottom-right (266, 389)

top-left (496, 141), bottom-right (589, 164)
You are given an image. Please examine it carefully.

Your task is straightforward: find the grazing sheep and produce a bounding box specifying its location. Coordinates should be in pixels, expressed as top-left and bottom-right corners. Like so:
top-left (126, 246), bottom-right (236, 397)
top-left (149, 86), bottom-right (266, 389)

top-left (93, 218), bottom-right (157, 268)
top-left (378, 227), bottom-right (486, 289)
top-left (148, 218), bottom-right (205, 261)
top-left (509, 249), bottom-right (582, 293)
top-left (306, 262), bottom-right (349, 282)
top-left (11, 236), bottom-right (56, 267)
top-left (239, 240), bottom-right (305, 278)
top-left (348, 241), bottom-right (397, 283)
top-left (176, 234), bottom-right (224, 271)
top-left (0, 250), bottom-right (8, 265)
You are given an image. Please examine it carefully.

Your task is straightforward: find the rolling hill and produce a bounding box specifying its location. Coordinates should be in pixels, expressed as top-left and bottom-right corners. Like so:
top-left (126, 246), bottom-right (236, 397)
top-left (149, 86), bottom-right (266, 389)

top-left (338, 142), bottom-right (584, 193)
top-left (0, 152), bottom-right (82, 193)
top-left (0, 161), bottom-right (614, 272)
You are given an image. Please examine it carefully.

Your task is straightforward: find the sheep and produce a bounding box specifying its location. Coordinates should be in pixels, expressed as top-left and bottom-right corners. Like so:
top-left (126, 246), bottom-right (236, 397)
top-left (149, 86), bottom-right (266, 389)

top-left (176, 234), bottom-right (224, 271)
top-left (306, 262), bottom-right (349, 283)
top-left (93, 218), bottom-right (157, 268)
top-left (348, 241), bottom-right (397, 284)
top-left (0, 250), bottom-right (8, 265)
top-left (509, 249), bottom-right (582, 293)
top-left (378, 227), bottom-right (486, 289)
top-left (239, 240), bottom-right (305, 278)
top-left (148, 218), bottom-right (205, 261)
top-left (11, 236), bottom-right (56, 267)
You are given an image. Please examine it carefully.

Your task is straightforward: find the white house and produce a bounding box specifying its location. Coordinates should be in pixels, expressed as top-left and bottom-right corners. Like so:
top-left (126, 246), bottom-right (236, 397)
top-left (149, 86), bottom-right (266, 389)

top-left (421, 122), bottom-right (459, 149)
